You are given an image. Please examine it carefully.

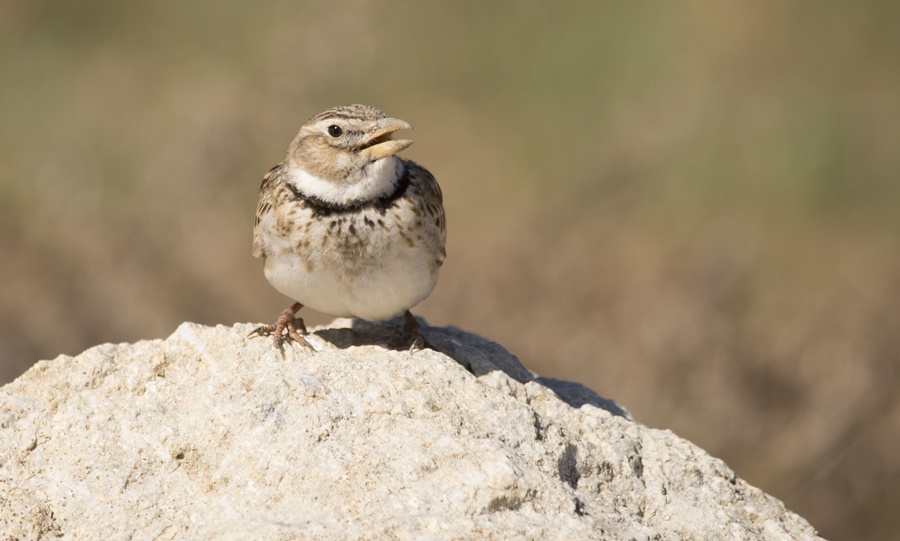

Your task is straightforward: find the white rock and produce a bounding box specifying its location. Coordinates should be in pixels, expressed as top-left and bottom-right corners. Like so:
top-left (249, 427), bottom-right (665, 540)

top-left (0, 319), bottom-right (822, 540)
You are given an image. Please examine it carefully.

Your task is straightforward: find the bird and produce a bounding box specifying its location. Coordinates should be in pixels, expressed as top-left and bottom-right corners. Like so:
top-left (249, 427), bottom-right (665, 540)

top-left (249, 104), bottom-right (446, 355)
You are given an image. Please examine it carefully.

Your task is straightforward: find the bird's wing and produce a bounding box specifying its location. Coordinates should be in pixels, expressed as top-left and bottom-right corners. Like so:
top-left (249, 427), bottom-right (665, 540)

top-left (252, 163), bottom-right (283, 259)
top-left (408, 161), bottom-right (447, 264)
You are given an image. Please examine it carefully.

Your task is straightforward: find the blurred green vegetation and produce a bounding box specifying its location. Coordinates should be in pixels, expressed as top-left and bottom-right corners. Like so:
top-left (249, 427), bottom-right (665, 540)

top-left (2, 2), bottom-right (899, 539)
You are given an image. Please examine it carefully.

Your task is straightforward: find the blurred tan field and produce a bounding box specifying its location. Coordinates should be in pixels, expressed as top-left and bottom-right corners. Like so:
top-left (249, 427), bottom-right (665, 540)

top-left (2, 2), bottom-right (899, 539)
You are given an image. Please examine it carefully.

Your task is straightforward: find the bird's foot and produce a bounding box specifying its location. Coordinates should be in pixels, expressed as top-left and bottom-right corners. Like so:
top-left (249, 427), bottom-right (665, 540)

top-left (249, 302), bottom-right (313, 358)
top-left (389, 310), bottom-right (436, 352)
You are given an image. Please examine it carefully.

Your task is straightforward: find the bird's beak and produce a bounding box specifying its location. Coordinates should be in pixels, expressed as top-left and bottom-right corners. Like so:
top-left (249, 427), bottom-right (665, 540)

top-left (359, 118), bottom-right (414, 161)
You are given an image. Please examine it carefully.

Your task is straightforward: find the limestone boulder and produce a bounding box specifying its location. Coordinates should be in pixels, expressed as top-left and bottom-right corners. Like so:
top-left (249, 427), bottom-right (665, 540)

top-left (0, 320), bottom-right (822, 540)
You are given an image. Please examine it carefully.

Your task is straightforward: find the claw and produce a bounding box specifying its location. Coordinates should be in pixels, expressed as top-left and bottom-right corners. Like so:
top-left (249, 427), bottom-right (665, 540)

top-left (248, 324), bottom-right (276, 338)
top-left (390, 310), bottom-right (436, 352)
top-left (250, 302), bottom-right (314, 357)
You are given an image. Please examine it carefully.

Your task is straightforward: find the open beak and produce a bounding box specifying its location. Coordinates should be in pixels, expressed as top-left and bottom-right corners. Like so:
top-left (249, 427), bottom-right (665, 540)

top-left (359, 117), bottom-right (413, 161)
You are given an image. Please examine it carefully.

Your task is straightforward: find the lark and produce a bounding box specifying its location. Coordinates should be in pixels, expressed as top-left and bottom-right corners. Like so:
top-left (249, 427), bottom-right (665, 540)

top-left (250, 104), bottom-right (446, 355)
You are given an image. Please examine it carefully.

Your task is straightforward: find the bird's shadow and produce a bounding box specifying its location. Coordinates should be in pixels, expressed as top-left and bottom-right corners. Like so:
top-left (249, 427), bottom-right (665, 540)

top-left (313, 318), bottom-right (629, 419)
top-left (313, 321), bottom-right (399, 350)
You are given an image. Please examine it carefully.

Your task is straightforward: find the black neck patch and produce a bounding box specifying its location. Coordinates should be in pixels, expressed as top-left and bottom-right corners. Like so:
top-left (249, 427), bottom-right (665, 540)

top-left (286, 166), bottom-right (410, 217)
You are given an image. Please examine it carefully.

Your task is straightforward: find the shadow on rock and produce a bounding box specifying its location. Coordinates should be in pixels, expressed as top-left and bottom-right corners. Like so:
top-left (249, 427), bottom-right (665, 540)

top-left (315, 318), bottom-right (629, 419)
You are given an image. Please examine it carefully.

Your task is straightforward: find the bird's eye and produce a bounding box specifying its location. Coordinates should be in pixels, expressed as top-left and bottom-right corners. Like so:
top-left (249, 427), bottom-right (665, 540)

top-left (327, 125), bottom-right (343, 137)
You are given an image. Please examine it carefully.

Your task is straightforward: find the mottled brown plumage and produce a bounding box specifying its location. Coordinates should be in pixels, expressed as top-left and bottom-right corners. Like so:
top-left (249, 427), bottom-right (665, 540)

top-left (250, 105), bottom-right (446, 354)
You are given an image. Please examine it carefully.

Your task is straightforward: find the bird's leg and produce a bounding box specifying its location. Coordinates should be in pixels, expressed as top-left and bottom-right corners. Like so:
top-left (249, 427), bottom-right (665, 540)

top-left (391, 310), bottom-right (435, 352)
top-left (249, 302), bottom-right (313, 357)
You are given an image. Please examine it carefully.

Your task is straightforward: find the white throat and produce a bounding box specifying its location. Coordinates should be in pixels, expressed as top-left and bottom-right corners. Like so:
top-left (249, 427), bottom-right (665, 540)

top-left (288, 157), bottom-right (403, 206)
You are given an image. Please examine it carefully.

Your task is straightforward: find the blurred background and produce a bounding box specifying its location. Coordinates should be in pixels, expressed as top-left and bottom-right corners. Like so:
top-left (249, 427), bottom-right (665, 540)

top-left (2, 2), bottom-right (898, 538)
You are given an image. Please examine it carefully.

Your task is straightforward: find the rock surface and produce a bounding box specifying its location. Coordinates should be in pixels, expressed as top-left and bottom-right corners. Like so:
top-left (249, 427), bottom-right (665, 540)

top-left (1, 319), bottom-right (822, 540)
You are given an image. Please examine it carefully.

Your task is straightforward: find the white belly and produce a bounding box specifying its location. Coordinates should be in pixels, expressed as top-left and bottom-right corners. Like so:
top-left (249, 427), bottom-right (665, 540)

top-left (264, 241), bottom-right (439, 321)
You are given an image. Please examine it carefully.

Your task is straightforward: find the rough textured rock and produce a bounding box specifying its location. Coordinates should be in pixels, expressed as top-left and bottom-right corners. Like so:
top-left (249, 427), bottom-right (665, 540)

top-left (0, 320), bottom-right (821, 540)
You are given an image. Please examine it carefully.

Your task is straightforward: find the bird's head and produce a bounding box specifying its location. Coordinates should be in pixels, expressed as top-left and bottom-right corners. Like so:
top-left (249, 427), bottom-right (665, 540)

top-left (286, 104), bottom-right (413, 184)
